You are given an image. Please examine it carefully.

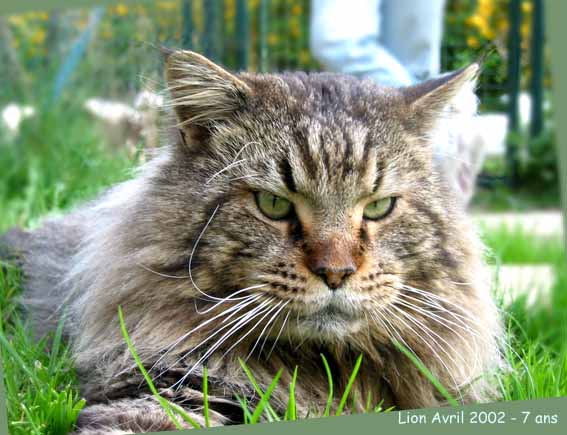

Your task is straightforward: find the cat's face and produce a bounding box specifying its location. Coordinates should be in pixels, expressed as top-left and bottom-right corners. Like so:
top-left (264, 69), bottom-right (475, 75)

top-left (158, 51), bottom-right (479, 344)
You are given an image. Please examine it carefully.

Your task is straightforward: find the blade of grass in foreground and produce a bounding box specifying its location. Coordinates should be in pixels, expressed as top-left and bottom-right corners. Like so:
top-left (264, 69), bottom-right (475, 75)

top-left (285, 366), bottom-right (299, 420)
top-left (238, 358), bottom-right (280, 422)
top-left (392, 340), bottom-right (459, 407)
top-left (203, 366), bottom-right (210, 428)
top-left (335, 354), bottom-right (363, 416)
top-left (118, 306), bottom-right (201, 429)
top-left (320, 354), bottom-right (334, 416)
top-left (250, 368), bottom-right (283, 424)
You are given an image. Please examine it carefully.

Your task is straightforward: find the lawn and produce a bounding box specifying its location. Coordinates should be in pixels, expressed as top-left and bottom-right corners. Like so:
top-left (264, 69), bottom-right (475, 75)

top-left (1, 107), bottom-right (566, 435)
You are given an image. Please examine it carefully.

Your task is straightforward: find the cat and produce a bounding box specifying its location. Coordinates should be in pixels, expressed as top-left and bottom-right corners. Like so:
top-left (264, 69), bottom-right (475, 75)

top-left (1, 50), bottom-right (503, 434)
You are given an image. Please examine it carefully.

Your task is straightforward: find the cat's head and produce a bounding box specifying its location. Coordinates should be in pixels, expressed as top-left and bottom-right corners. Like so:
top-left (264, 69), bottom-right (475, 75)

top-left (147, 50), bottom-right (483, 345)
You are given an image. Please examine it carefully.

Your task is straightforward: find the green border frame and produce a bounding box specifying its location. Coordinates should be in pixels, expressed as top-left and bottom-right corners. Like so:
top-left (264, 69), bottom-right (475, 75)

top-left (0, 1), bottom-right (566, 434)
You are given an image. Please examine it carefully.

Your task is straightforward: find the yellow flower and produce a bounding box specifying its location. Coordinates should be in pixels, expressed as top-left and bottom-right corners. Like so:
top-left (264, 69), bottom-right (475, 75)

top-left (267, 34), bottom-right (279, 45)
top-left (497, 18), bottom-right (509, 32)
top-left (466, 14), bottom-right (484, 28)
top-left (466, 14), bottom-right (494, 39)
top-left (291, 4), bottom-right (302, 16)
top-left (157, 1), bottom-right (177, 11)
top-left (299, 49), bottom-right (311, 65)
top-left (478, 0), bottom-right (494, 18)
top-left (31, 28), bottom-right (46, 45)
top-left (113, 4), bottom-right (128, 16)
top-left (8, 15), bottom-right (25, 26)
top-left (290, 21), bottom-right (300, 38)
top-left (467, 36), bottom-right (480, 48)
top-left (28, 11), bottom-right (49, 20)
top-left (522, 1), bottom-right (533, 14)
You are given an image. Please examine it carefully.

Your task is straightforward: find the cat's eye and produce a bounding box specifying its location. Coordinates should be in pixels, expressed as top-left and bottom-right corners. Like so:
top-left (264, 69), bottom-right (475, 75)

top-left (363, 197), bottom-right (396, 220)
top-left (255, 192), bottom-right (293, 220)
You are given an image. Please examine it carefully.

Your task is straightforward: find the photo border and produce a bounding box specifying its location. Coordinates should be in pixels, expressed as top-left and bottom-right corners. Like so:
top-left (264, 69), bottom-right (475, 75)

top-left (0, 1), bottom-right (565, 434)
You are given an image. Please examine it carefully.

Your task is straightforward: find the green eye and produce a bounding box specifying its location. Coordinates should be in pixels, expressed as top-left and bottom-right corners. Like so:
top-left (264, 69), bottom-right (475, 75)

top-left (363, 197), bottom-right (396, 220)
top-left (255, 192), bottom-right (293, 220)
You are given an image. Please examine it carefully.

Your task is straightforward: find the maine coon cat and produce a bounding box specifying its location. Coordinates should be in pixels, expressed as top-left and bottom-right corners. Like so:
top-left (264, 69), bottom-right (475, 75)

top-left (1, 50), bottom-right (503, 434)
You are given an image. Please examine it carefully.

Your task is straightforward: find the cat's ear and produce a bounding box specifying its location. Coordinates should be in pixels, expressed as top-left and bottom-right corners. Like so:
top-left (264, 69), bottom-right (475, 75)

top-left (402, 63), bottom-right (479, 134)
top-left (164, 50), bottom-right (252, 131)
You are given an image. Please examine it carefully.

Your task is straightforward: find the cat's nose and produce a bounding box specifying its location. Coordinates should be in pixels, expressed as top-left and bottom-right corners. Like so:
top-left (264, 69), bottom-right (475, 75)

top-left (313, 266), bottom-right (355, 290)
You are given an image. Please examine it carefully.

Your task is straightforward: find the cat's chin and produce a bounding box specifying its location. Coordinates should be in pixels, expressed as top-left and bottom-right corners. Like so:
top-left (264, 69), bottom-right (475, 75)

top-left (287, 305), bottom-right (364, 341)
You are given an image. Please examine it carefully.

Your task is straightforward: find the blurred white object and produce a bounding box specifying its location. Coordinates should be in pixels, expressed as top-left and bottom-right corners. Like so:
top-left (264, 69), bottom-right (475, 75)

top-left (500, 91), bottom-right (552, 130)
top-left (440, 110), bottom-right (509, 205)
top-left (492, 264), bottom-right (554, 307)
top-left (134, 90), bottom-right (164, 111)
top-left (1, 103), bottom-right (35, 140)
top-left (474, 210), bottom-right (564, 238)
top-left (134, 90), bottom-right (163, 150)
top-left (84, 91), bottom-right (163, 153)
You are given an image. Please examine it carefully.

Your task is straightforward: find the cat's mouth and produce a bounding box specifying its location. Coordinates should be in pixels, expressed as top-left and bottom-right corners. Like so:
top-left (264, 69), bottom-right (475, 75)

top-left (305, 304), bottom-right (358, 322)
top-left (292, 296), bottom-right (363, 338)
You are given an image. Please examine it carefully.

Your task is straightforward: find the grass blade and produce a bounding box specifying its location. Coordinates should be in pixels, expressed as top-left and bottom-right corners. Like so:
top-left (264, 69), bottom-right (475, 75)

top-left (238, 358), bottom-right (280, 422)
top-left (335, 354), bottom-right (363, 416)
top-left (203, 366), bottom-right (210, 428)
top-left (320, 354), bottom-right (334, 417)
top-left (392, 340), bottom-right (459, 407)
top-left (250, 368), bottom-right (283, 424)
top-left (118, 306), bottom-right (201, 429)
top-left (285, 366), bottom-right (298, 420)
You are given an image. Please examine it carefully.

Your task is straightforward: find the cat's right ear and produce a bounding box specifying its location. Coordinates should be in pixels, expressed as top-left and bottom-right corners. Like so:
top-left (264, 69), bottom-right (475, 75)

top-left (164, 50), bottom-right (252, 140)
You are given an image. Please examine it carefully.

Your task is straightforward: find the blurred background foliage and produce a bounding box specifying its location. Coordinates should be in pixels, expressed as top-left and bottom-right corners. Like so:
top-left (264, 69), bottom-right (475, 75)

top-left (0, 0), bottom-right (559, 208)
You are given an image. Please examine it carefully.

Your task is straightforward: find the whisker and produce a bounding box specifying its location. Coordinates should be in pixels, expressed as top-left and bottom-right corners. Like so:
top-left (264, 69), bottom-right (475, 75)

top-left (138, 263), bottom-right (189, 279)
top-left (382, 305), bottom-right (464, 403)
top-left (221, 300), bottom-right (286, 360)
top-left (397, 286), bottom-right (533, 392)
top-left (173, 298), bottom-right (275, 389)
top-left (161, 300), bottom-right (269, 384)
top-left (194, 284), bottom-right (267, 315)
top-left (206, 159), bottom-right (247, 185)
top-left (187, 204), bottom-right (241, 303)
top-left (150, 295), bottom-right (262, 373)
top-left (247, 301), bottom-right (290, 361)
top-left (394, 292), bottom-right (482, 339)
top-left (400, 285), bottom-right (482, 325)
top-left (266, 310), bottom-right (291, 359)
top-left (391, 303), bottom-right (479, 381)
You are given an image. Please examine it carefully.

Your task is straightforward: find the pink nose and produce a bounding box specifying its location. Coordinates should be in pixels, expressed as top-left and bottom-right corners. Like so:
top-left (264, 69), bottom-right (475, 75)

top-left (312, 266), bottom-right (356, 290)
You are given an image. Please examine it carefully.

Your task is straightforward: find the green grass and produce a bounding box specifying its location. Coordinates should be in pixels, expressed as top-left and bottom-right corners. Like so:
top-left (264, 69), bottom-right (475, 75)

top-left (1, 107), bottom-right (566, 434)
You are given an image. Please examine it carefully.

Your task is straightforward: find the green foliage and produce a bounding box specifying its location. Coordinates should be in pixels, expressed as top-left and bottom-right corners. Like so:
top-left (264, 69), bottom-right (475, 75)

top-left (0, 266), bottom-right (84, 435)
top-left (520, 125), bottom-right (560, 194)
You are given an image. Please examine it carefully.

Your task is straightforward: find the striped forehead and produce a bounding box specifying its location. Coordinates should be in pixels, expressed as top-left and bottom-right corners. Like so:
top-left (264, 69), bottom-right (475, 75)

top-left (285, 121), bottom-right (378, 203)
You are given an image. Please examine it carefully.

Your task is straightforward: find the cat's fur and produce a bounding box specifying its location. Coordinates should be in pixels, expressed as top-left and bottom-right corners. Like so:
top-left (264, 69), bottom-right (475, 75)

top-left (1, 51), bottom-right (503, 434)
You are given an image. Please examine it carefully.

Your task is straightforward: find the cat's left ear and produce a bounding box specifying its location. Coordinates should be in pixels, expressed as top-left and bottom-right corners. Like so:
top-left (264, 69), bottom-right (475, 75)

top-left (402, 63), bottom-right (480, 135)
top-left (164, 50), bottom-right (252, 132)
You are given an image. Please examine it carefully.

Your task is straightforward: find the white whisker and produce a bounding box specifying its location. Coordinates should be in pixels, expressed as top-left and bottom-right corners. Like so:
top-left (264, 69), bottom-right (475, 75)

top-left (266, 310), bottom-right (291, 359)
top-left (138, 262), bottom-right (189, 279)
top-left (194, 284), bottom-right (266, 315)
top-left (150, 295), bottom-right (262, 373)
top-left (247, 301), bottom-right (290, 361)
top-left (173, 298), bottom-right (275, 389)
top-left (383, 305), bottom-right (464, 403)
top-left (222, 300), bottom-right (285, 360)
top-left (205, 159), bottom-right (246, 185)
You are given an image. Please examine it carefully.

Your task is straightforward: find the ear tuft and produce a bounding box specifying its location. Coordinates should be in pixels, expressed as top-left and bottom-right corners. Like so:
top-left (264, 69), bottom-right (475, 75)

top-left (403, 63), bottom-right (480, 124)
top-left (165, 50), bottom-right (252, 127)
